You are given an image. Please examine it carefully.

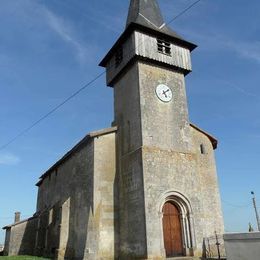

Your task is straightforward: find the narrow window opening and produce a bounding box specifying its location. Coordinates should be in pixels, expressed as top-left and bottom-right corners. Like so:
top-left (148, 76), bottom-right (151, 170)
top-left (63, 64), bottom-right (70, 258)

top-left (115, 46), bottom-right (123, 67)
top-left (48, 208), bottom-right (53, 225)
top-left (200, 144), bottom-right (206, 154)
top-left (157, 38), bottom-right (171, 56)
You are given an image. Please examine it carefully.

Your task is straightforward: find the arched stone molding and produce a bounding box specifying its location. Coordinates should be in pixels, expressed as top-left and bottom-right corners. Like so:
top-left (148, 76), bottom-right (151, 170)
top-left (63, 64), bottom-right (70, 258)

top-left (157, 190), bottom-right (196, 257)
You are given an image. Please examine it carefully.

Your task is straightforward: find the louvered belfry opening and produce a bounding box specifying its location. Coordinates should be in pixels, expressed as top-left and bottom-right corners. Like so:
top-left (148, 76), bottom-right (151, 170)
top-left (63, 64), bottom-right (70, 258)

top-left (157, 38), bottom-right (171, 56)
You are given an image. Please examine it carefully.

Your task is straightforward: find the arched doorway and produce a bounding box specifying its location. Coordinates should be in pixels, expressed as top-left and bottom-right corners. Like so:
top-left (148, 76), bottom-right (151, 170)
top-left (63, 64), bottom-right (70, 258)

top-left (162, 202), bottom-right (184, 257)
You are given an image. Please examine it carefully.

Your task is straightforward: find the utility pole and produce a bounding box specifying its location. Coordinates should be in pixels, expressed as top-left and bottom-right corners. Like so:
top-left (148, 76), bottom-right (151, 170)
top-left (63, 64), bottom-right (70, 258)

top-left (251, 191), bottom-right (260, 231)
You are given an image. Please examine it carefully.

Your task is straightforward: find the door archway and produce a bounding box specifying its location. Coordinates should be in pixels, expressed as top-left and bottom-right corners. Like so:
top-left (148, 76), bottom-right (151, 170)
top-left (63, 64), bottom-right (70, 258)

top-left (158, 191), bottom-right (195, 257)
top-left (162, 202), bottom-right (183, 257)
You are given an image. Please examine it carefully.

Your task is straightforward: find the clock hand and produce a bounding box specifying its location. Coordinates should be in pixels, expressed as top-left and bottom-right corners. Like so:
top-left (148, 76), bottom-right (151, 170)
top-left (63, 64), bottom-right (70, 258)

top-left (162, 89), bottom-right (170, 97)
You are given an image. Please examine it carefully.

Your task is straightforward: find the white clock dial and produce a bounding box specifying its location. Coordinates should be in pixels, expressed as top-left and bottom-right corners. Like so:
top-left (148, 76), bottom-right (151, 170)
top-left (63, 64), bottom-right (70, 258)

top-left (155, 84), bottom-right (172, 102)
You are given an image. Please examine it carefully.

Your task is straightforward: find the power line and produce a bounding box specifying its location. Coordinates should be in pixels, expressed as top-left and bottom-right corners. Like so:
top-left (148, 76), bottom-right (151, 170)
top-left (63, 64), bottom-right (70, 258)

top-left (0, 71), bottom-right (105, 151)
top-left (0, 0), bottom-right (203, 151)
top-left (166, 0), bottom-right (202, 26)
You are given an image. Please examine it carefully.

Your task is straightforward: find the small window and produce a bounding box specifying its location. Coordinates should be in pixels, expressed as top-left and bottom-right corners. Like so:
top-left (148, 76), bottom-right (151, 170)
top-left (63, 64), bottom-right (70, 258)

top-left (157, 38), bottom-right (171, 56)
top-left (48, 208), bottom-right (53, 225)
top-left (115, 47), bottom-right (123, 67)
top-left (200, 144), bottom-right (206, 154)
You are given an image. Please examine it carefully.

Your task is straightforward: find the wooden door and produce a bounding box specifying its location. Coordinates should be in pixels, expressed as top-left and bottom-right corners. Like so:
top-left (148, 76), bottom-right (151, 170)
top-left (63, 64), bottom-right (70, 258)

top-left (162, 202), bottom-right (183, 257)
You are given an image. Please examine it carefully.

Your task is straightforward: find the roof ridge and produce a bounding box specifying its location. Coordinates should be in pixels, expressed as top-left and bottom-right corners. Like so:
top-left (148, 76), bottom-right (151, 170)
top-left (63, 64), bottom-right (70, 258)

top-left (36, 126), bottom-right (118, 187)
top-left (126, 0), bottom-right (165, 28)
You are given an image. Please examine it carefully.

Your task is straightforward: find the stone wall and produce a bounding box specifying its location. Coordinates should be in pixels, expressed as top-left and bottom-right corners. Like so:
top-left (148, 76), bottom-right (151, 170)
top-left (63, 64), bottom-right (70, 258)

top-left (36, 139), bottom-right (94, 259)
top-left (82, 132), bottom-right (117, 259)
top-left (35, 130), bottom-right (116, 259)
top-left (138, 62), bottom-right (192, 152)
top-left (138, 61), bottom-right (224, 258)
top-left (114, 62), bottom-right (147, 258)
top-left (113, 60), bottom-right (224, 259)
top-left (224, 232), bottom-right (260, 260)
top-left (141, 127), bottom-right (224, 258)
top-left (191, 127), bottom-right (224, 241)
top-left (3, 218), bottom-right (37, 256)
top-left (3, 228), bottom-right (10, 255)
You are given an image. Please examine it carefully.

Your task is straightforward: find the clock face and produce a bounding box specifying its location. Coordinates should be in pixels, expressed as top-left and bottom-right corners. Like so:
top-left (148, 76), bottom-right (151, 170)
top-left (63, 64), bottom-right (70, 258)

top-left (155, 84), bottom-right (173, 102)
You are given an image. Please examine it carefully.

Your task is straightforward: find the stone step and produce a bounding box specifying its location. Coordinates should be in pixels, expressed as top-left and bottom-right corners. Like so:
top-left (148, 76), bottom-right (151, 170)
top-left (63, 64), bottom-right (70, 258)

top-left (167, 258), bottom-right (226, 260)
top-left (167, 257), bottom-right (201, 260)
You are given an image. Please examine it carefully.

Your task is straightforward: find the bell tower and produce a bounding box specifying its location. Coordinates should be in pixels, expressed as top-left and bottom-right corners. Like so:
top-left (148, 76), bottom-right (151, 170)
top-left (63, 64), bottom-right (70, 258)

top-left (100, 0), bottom-right (224, 259)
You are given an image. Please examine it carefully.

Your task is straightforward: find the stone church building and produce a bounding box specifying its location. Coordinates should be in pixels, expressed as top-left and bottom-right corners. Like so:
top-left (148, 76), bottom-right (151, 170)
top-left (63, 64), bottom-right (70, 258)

top-left (3, 0), bottom-right (224, 259)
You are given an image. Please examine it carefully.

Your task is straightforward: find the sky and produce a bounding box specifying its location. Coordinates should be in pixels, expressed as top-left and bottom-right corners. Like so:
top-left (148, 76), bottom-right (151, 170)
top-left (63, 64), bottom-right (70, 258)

top-left (0, 0), bottom-right (260, 243)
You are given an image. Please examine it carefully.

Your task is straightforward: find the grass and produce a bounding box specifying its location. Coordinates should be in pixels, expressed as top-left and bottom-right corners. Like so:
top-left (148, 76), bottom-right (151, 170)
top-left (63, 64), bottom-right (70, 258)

top-left (0, 256), bottom-right (50, 260)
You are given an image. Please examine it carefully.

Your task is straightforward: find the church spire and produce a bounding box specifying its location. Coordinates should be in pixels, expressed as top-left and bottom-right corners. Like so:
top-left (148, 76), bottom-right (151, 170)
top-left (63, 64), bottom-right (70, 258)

top-left (100, 0), bottom-right (197, 83)
top-left (125, 0), bottom-right (194, 45)
top-left (126, 0), bottom-right (165, 28)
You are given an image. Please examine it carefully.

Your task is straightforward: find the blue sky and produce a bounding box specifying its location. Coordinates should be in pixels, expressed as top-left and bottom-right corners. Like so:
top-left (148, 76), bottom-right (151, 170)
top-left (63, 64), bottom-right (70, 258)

top-left (0, 0), bottom-right (260, 243)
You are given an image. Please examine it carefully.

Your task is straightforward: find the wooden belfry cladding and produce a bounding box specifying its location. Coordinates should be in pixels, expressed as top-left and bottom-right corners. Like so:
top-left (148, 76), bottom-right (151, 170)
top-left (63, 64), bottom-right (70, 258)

top-left (163, 202), bottom-right (183, 257)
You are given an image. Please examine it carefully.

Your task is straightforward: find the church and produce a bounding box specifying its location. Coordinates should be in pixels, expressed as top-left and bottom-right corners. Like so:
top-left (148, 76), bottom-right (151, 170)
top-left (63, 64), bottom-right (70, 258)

top-left (3, 0), bottom-right (225, 259)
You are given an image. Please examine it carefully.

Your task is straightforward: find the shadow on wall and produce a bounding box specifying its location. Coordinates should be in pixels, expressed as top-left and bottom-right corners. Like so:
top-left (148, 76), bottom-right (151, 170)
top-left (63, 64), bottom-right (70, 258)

top-left (5, 140), bottom-right (95, 259)
top-left (63, 142), bottom-right (95, 259)
top-left (3, 216), bottom-right (38, 256)
top-left (34, 141), bottom-right (95, 259)
top-left (18, 218), bottom-right (38, 255)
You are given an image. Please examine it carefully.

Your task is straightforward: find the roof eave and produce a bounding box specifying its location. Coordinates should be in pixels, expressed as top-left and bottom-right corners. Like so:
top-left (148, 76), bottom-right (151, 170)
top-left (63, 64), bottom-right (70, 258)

top-left (107, 55), bottom-right (192, 87)
top-left (190, 123), bottom-right (218, 149)
top-left (3, 216), bottom-right (37, 230)
top-left (35, 126), bottom-right (118, 187)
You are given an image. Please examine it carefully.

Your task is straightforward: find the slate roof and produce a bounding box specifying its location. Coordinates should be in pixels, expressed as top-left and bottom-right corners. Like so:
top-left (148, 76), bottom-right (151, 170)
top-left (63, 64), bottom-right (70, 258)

top-left (126, 0), bottom-right (188, 42)
top-left (126, 0), bottom-right (164, 28)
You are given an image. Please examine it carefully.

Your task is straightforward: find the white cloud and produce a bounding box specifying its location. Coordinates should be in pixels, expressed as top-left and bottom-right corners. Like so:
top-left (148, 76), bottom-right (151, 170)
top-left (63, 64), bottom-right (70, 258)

top-left (41, 7), bottom-right (88, 63)
top-left (230, 41), bottom-right (260, 64)
top-left (1, 0), bottom-right (111, 65)
top-left (0, 153), bottom-right (20, 166)
top-left (180, 28), bottom-right (260, 64)
top-left (18, 0), bottom-right (89, 63)
top-left (1, 0), bottom-right (90, 64)
top-left (218, 79), bottom-right (258, 99)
